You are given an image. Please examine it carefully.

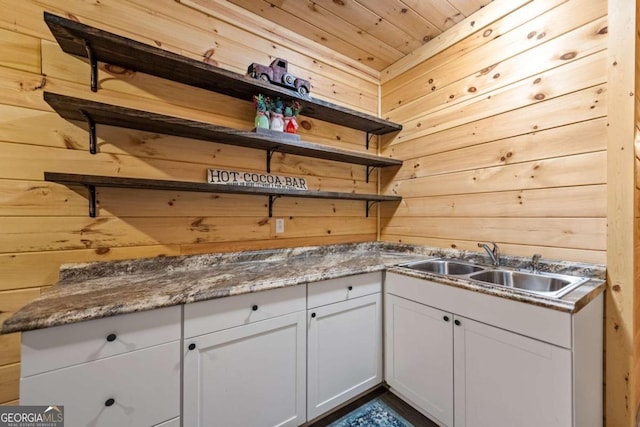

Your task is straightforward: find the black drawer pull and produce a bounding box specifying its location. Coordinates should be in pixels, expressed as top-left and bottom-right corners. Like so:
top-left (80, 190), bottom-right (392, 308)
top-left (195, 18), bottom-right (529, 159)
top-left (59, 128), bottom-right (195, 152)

top-left (106, 333), bottom-right (117, 342)
top-left (443, 316), bottom-right (450, 322)
top-left (105, 398), bottom-right (115, 407)
top-left (454, 319), bottom-right (461, 326)
top-left (348, 286), bottom-right (353, 291)
top-left (311, 312), bottom-right (316, 318)
top-left (188, 343), bottom-right (196, 351)
top-left (252, 305), bottom-right (258, 311)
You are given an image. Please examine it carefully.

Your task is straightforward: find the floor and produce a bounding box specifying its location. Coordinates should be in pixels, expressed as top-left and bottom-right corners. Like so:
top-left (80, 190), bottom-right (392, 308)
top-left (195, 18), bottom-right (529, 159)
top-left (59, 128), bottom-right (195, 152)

top-left (307, 387), bottom-right (439, 427)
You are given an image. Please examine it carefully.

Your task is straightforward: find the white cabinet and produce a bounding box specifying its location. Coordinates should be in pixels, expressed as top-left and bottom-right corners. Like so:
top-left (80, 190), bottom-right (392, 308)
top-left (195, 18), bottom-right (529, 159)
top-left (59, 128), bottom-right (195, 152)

top-left (385, 272), bottom-right (603, 427)
top-left (183, 285), bottom-right (307, 427)
top-left (386, 293), bottom-right (571, 427)
top-left (20, 306), bottom-right (181, 427)
top-left (307, 273), bottom-right (383, 420)
top-left (385, 294), bottom-right (453, 426)
top-left (453, 316), bottom-right (571, 427)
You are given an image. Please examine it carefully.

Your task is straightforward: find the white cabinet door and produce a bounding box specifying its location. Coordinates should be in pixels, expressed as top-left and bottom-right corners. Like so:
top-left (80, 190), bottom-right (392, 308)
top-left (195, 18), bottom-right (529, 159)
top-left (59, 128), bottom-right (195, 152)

top-left (307, 293), bottom-right (382, 420)
top-left (453, 316), bottom-right (572, 427)
top-left (21, 341), bottom-right (181, 427)
top-left (385, 294), bottom-right (454, 426)
top-left (183, 311), bottom-right (307, 427)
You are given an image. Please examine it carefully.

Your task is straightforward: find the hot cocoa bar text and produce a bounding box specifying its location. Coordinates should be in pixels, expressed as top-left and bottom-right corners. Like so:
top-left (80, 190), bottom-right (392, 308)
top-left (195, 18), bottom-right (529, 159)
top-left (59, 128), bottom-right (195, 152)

top-left (207, 169), bottom-right (308, 190)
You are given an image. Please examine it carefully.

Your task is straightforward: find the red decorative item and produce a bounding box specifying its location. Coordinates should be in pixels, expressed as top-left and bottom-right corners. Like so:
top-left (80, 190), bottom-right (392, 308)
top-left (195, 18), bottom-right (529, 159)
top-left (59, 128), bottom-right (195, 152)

top-left (284, 116), bottom-right (299, 134)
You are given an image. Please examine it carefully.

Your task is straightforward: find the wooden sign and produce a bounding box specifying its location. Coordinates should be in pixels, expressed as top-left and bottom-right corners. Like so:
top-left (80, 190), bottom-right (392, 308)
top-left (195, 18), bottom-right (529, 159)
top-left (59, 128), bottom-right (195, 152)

top-left (207, 169), bottom-right (308, 190)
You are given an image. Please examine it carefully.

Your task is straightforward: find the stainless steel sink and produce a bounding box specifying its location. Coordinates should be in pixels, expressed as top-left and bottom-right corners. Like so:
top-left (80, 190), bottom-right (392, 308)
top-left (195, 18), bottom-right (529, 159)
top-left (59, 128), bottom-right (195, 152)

top-left (398, 258), bottom-right (588, 298)
top-left (468, 270), bottom-right (587, 297)
top-left (402, 259), bottom-right (485, 275)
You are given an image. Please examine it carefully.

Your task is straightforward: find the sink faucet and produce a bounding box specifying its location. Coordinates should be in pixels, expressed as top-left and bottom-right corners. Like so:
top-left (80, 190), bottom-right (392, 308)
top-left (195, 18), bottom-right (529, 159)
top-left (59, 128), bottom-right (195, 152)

top-left (478, 242), bottom-right (500, 266)
top-left (531, 254), bottom-right (542, 273)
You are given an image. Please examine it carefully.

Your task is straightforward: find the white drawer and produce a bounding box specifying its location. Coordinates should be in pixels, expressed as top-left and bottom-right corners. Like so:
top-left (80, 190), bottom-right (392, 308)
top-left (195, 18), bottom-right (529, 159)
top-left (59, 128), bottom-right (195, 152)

top-left (308, 272), bottom-right (381, 309)
top-left (20, 341), bottom-right (180, 427)
top-left (21, 305), bottom-right (181, 377)
top-left (184, 284), bottom-right (306, 338)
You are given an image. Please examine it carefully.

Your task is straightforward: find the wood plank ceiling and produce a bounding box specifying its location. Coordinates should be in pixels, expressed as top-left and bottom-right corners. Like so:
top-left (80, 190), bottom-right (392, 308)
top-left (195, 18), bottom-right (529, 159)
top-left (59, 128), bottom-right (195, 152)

top-left (226, 0), bottom-right (493, 70)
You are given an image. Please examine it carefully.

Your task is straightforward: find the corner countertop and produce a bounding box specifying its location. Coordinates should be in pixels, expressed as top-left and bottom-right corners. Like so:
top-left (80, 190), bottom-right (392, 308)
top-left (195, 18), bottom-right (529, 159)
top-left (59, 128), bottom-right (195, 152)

top-left (1, 242), bottom-right (606, 334)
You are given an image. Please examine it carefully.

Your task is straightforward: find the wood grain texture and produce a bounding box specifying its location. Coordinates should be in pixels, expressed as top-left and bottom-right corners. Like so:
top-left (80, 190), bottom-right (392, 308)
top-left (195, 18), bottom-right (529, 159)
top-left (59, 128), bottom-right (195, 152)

top-left (382, 0), bottom-right (566, 98)
top-left (0, 246), bottom-right (182, 291)
top-left (382, 235), bottom-right (606, 265)
top-left (176, 0), bottom-right (380, 82)
top-left (382, 217), bottom-right (605, 250)
top-left (0, 363), bottom-right (19, 404)
top-left (388, 50), bottom-right (607, 144)
top-left (606, 0), bottom-right (638, 425)
top-left (0, 28), bottom-right (40, 74)
top-left (380, 0), bottom-right (608, 265)
top-left (42, 92), bottom-right (400, 167)
top-left (220, 0), bottom-right (492, 70)
top-left (382, 185), bottom-right (607, 218)
top-left (389, 119), bottom-right (606, 182)
top-left (0, 143), bottom-right (377, 193)
top-left (384, 16), bottom-right (607, 120)
top-left (42, 12), bottom-right (399, 134)
top-left (381, 0), bottom-right (531, 81)
top-left (0, 0), bottom-right (392, 403)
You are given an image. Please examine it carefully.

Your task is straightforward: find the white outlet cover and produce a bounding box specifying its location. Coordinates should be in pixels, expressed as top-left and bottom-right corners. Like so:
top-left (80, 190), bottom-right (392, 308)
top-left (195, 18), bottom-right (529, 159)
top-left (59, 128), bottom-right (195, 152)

top-left (275, 218), bottom-right (285, 234)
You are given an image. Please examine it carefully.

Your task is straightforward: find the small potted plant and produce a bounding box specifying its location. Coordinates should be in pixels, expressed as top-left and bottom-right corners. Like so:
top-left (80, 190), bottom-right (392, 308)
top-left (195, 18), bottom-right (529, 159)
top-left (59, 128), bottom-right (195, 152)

top-left (269, 97), bottom-right (285, 132)
top-left (284, 100), bottom-right (302, 134)
top-left (252, 94), bottom-right (270, 129)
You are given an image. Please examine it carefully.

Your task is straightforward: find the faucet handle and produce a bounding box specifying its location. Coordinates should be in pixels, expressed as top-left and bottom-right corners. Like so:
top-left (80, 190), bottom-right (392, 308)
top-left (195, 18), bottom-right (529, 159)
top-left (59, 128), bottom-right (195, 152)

top-left (531, 254), bottom-right (542, 273)
top-left (477, 241), bottom-right (500, 266)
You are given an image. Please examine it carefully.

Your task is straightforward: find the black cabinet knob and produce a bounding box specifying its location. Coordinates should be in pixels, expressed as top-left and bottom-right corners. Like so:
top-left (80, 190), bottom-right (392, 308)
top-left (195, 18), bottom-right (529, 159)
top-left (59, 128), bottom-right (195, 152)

top-left (188, 343), bottom-right (196, 351)
top-left (348, 286), bottom-right (353, 291)
top-left (443, 316), bottom-right (450, 322)
top-left (454, 319), bottom-right (461, 326)
top-left (105, 398), bottom-right (115, 407)
top-left (106, 333), bottom-right (117, 342)
top-left (311, 312), bottom-right (316, 318)
top-left (252, 305), bottom-right (258, 311)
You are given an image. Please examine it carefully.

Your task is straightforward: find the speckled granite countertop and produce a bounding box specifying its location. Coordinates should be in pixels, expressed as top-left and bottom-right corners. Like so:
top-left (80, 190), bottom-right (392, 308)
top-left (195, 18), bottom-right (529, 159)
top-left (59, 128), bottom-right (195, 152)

top-left (1, 242), bottom-right (606, 334)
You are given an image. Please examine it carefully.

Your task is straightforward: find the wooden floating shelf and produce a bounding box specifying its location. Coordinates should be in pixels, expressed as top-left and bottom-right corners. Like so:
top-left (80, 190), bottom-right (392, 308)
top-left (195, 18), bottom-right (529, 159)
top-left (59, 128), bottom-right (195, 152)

top-left (44, 12), bottom-right (402, 136)
top-left (43, 92), bottom-right (402, 175)
top-left (44, 172), bottom-right (402, 218)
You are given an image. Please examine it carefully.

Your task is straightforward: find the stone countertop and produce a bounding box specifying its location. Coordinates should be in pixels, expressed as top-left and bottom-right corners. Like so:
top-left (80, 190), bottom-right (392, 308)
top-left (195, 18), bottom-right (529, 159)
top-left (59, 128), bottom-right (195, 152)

top-left (1, 242), bottom-right (606, 334)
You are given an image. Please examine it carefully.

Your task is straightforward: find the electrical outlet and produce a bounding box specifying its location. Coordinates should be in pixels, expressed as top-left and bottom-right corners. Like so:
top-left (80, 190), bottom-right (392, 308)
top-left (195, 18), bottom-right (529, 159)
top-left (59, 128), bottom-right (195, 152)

top-left (275, 218), bottom-right (285, 234)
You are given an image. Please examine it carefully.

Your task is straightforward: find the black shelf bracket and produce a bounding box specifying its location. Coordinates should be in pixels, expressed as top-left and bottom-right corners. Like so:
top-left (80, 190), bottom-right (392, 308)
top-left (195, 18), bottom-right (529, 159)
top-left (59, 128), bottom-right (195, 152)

top-left (83, 39), bottom-right (98, 92)
top-left (266, 146), bottom-right (281, 173)
top-left (79, 109), bottom-right (97, 154)
top-left (365, 132), bottom-right (375, 150)
top-left (268, 195), bottom-right (282, 217)
top-left (366, 200), bottom-right (379, 218)
top-left (86, 184), bottom-right (97, 217)
top-left (366, 165), bottom-right (376, 183)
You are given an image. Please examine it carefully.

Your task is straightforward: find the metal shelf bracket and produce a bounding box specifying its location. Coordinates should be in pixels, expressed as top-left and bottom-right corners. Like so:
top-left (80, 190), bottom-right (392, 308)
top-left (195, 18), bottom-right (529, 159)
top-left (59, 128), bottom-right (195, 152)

top-left (266, 146), bottom-right (281, 173)
top-left (366, 200), bottom-right (379, 218)
top-left (87, 184), bottom-right (97, 217)
top-left (79, 109), bottom-right (97, 154)
top-left (83, 39), bottom-right (98, 92)
top-left (268, 195), bottom-right (282, 217)
top-left (365, 132), bottom-right (375, 150)
top-left (366, 165), bottom-right (376, 183)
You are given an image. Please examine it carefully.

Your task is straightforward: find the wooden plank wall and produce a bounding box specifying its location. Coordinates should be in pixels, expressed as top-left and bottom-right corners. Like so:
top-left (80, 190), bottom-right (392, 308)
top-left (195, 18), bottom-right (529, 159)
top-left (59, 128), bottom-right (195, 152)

top-left (379, 0), bottom-right (608, 265)
top-left (632, 1), bottom-right (640, 424)
top-left (606, 0), bottom-right (638, 425)
top-left (0, 0), bottom-right (380, 404)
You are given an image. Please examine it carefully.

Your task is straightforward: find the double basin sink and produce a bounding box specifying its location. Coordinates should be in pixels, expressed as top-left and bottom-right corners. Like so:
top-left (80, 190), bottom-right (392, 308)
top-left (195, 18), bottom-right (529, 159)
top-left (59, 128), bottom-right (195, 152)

top-left (399, 259), bottom-right (588, 298)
